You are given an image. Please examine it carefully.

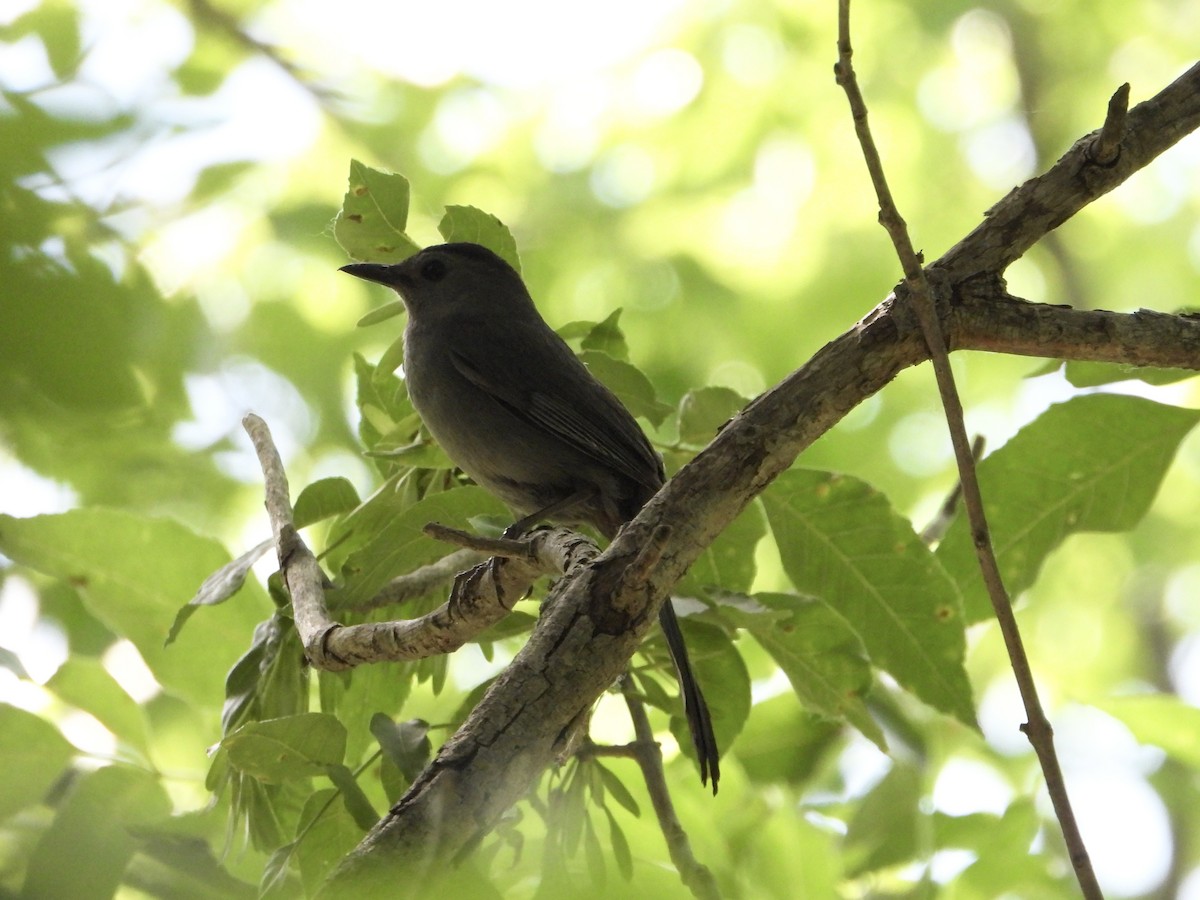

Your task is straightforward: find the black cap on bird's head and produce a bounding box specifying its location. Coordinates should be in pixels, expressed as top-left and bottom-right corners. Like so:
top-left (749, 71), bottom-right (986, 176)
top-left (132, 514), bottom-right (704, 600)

top-left (339, 243), bottom-right (529, 317)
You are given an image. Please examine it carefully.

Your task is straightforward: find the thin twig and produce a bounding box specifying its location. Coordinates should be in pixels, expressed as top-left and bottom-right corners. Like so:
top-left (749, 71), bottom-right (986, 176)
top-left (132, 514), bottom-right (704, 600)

top-left (919, 436), bottom-right (985, 546)
top-left (620, 676), bottom-right (720, 900)
top-left (834, 4), bottom-right (1102, 898)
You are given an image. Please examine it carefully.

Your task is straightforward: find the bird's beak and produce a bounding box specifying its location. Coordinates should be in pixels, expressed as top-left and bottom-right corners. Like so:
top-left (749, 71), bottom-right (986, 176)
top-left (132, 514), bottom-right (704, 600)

top-left (339, 262), bottom-right (411, 289)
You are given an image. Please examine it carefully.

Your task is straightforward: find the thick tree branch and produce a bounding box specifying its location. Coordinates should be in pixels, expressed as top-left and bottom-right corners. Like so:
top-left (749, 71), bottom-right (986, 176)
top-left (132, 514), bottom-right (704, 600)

top-left (321, 60), bottom-right (1200, 893)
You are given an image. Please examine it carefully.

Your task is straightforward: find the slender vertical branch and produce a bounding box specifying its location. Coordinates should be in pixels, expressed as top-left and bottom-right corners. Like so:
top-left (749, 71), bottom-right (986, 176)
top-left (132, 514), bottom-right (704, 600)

top-left (621, 676), bottom-right (720, 900)
top-left (833, 3), bottom-right (1102, 897)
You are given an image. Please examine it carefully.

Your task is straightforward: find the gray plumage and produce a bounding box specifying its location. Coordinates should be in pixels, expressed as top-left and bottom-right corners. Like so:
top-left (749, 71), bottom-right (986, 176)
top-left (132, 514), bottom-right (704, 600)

top-left (341, 242), bottom-right (719, 791)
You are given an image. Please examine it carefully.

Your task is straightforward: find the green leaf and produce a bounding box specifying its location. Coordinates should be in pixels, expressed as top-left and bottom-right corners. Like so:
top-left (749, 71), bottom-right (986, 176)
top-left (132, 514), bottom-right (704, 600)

top-left (762, 470), bottom-right (974, 725)
top-left (22, 766), bottom-right (171, 900)
top-left (326, 764), bottom-right (379, 831)
top-left (46, 657), bottom-right (150, 754)
top-left (659, 617), bottom-right (751, 771)
top-left (741, 593), bottom-right (884, 748)
top-left (679, 499), bottom-right (765, 594)
top-left (593, 762), bottom-right (640, 818)
top-left (843, 763), bottom-right (921, 876)
top-left (370, 715), bottom-right (432, 783)
top-left (936, 395), bottom-right (1200, 621)
top-left (334, 486), bottom-right (508, 608)
top-left (167, 538), bottom-right (274, 645)
top-left (437, 205), bottom-right (520, 272)
top-left (734, 694), bottom-right (842, 785)
top-left (294, 789), bottom-right (363, 893)
top-left (0, 705), bottom-right (75, 819)
top-left (604, 807), bottom-right (634, 881)
top-left (577, 350), bottom-right (673, 427)
top-left (1095, 693), bottom-right (1200, 768)
top-left (677, 386), bottom-right (747, 445)
top-left (579, 309), bottom-right (629, 361)
top-left (294, 477), bottom-right (362, 530)
top-left (356, 298), bottom-right (406, 328)
top-left (1064, 360), bottom-right (1198, 387)
top-left (0, 510), bottom-right (269, 708)
top-left (334, 160), bottom-right (421, 263)
top-left (224, 713), bottom-right (347, 783)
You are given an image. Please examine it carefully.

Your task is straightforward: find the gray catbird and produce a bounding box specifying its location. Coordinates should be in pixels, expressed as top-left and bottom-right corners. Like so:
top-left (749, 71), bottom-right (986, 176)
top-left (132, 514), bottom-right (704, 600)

top-left (341, 242), bottom-right (719, 792)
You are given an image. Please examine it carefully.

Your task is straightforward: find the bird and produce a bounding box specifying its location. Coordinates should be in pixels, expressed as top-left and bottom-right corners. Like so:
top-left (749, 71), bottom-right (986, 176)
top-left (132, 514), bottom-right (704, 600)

top-left (340, 242), bottom-right (720, 792)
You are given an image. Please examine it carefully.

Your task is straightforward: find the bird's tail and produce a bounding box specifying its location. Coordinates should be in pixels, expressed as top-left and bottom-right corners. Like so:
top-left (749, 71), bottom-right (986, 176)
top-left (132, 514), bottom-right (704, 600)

top-left (658, 599), bottom-right (720, 794)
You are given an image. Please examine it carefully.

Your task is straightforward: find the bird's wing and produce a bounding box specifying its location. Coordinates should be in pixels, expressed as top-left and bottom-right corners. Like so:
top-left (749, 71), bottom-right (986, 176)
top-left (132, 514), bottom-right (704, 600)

top-left (447, 321), bottom-right (663, 490)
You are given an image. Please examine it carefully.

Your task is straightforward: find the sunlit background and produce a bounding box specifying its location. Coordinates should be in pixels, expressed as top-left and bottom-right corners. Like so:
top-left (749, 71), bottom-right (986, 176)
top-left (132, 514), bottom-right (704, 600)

top-left (3, 0), bottom-right (1200, 896)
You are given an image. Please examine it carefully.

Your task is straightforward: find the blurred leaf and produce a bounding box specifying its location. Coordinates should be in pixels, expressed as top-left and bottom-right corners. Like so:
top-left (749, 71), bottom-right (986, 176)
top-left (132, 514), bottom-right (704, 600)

top-left (47, 657), bottom-right (150, 754)
top-left (579, 309), bottom-right (629, 360)
top-left (294, 477), bottom-right (361, 530)
top-left (741, 592), bottom-right (884, 748)
top-left (294, 788), bottom-right (363, 893)
top-left (659, 617), bottom-right (751, 771)
top-left (0, 704), bottom-right (75, 819)
top-left (333, 486), bottom-right (508, 608)
top-left (679, 498), bottom-right (765, 594)
top-left (734, 693), bottom-right (842, 785)
top-left (677, 386), bottom-right (746, 445)
top-left (334, 160), bottom-right (421, 263)
top-left (0, 510), bottom-right (269, 708)
top-left (937, 395), bottom-right (1200, 621)
top-left (356, 298), bottom-right (406, 327)
top-left (577, 350), bottom-right (673, 427)
top-left (370, 715), bottom-right (432, 783)
top-left (325, 764), bottom-right (379, 831)
top-left (1096, 693), bottom-right (1200, 768)
top-left (168, 538), bottom-right (274, 645)
top-left (762, 470), bottom-right (974, 725)
top-left (843, 763), bottom-right (921, 877)
top-left (592, 762), bottom-right (640, 818)
top-left (604, 807), bottom-right (633, 881)
top-left (22, 766), bottom-right (171, 900)
top-left (438, 205), bottom-right (520, 272)
top-left (224, 713), bottom-right (347, 783)
top-left (1064, 360), bottom-right (1198, 387)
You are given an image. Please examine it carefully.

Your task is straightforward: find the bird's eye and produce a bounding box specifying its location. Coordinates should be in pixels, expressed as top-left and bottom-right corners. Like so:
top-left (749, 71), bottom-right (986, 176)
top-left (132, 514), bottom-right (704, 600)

top-left (420, 258), bottom-right (448, 282)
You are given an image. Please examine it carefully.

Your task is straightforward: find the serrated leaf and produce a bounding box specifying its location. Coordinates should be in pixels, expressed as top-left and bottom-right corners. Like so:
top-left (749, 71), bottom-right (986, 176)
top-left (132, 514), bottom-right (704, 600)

top-left (936, 395), bottom-right (1200, 622)
top-left (294, 477), bottom-right (361, 529)
top-left (334, 160), bottom-right (421, 263)
top-left (678, 386), bottom-right (747, 445)
top-left (577, 350), bottom-right (672, 427)
top-left (437, 205), bottom-right (520, 271)
top-left (762, 470), bottom-right (974, 725)
top-left (224, 713), bottom-right (347, 783)
top-left (742, 592), bottom-right (884, 748)
top-left (679, 499), bottom-right (765, 594)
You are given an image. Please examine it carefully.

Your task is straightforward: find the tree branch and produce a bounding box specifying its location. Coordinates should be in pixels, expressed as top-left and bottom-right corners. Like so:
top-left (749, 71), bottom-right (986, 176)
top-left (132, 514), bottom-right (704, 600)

top-left (320, 60), bottom-right (1200, 893)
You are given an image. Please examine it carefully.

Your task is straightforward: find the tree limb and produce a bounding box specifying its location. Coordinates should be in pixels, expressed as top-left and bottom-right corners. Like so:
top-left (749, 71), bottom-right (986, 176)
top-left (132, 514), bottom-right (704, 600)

top-left (321, 60), bottom-right (1200, 893)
